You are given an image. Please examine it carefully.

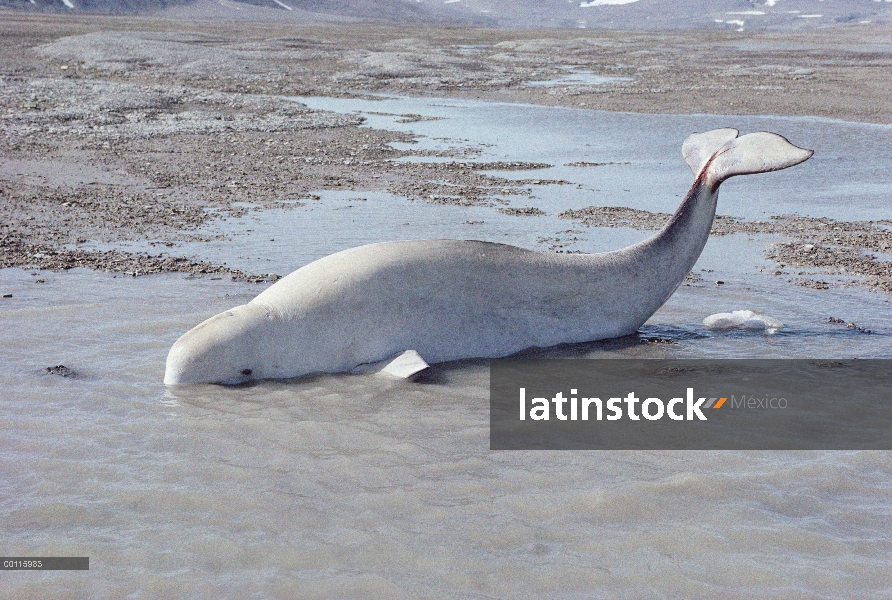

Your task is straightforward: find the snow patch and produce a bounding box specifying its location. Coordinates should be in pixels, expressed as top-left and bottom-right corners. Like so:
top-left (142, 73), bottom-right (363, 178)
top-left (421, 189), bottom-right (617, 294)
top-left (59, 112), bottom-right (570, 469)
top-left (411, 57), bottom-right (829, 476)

top-left (272, 0), bottom-right (293, 10)
top-left (580, 0), bottom-right (640, 7)
top-left (61, 0), bottom-right (74, 8)
top-left (703, 310), bottom-right (783, 332)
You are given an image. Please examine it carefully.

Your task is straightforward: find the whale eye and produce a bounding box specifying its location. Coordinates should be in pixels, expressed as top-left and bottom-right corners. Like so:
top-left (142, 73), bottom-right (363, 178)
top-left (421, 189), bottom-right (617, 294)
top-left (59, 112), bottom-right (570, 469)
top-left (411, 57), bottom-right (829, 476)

top-left (242, 369), bottom-right (252, 376)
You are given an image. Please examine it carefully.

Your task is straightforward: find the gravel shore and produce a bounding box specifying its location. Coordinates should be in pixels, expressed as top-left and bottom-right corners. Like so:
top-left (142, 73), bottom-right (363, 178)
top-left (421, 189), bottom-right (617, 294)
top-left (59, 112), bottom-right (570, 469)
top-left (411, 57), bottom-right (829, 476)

top-left (2, 13), bottom-right (889, 292)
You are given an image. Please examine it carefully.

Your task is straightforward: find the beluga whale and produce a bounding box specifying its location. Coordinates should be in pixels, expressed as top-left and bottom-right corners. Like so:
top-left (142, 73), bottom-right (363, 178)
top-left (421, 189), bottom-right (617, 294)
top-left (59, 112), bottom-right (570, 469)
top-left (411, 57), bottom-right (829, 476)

top-left (164, 129), bottom-right (812, 385)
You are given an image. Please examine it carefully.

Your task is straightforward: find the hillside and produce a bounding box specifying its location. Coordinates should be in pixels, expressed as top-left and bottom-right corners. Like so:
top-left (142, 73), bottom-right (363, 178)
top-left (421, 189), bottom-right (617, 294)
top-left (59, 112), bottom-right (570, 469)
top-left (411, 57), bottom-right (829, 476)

top-left (2, 0), bottom-right (890, 30)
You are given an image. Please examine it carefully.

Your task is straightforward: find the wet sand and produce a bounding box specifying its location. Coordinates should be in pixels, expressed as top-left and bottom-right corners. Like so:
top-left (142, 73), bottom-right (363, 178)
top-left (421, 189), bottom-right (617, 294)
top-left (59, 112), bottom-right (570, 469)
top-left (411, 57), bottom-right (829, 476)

top-left (1, 13), bottom-right (890, 291)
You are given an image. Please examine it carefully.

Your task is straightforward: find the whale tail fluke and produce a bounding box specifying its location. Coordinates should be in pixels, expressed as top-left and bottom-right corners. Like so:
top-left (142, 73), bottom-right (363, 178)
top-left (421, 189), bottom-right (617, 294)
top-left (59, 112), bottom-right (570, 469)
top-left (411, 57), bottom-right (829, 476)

top-left (683, 129), bottom-right (813, 183)
top-left (707, 131), bottom-right (814, 183)
top-left (682, 128), bottom-right (740, 176)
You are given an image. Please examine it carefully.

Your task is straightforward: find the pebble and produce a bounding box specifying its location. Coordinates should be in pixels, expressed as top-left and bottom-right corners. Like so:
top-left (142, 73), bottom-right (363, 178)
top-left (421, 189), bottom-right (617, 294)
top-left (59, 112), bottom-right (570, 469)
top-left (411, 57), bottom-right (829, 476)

top-left (45, 364), bottom-right (76, 377)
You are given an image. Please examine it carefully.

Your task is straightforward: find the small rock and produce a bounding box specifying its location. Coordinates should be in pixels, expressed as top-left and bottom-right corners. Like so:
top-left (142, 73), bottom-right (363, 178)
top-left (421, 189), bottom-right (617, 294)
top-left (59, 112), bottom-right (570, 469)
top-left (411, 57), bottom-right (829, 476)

top-left (640, 337), bottom-right (675, 344)
top-left (45, 365), bottom-right (76, 377)
top-left (497, 207), bottom-right (546, 217)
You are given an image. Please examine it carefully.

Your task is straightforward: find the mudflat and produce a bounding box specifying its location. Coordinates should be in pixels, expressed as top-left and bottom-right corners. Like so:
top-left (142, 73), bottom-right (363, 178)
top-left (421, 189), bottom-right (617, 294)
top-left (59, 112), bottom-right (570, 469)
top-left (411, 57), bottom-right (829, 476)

top-left (1, 13), bottom-right (890, 290)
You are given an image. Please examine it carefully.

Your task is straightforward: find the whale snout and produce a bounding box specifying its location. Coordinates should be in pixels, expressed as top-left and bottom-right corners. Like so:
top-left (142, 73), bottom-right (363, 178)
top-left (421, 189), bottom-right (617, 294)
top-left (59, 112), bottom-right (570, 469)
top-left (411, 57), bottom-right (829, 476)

top-left (164, 304), bottom-right (269, 385)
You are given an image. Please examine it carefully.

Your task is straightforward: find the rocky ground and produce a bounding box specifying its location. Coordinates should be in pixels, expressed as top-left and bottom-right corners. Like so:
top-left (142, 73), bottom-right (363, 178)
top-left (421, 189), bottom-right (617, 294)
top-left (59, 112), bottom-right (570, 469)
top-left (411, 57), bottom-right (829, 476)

top-left (1, 13), bottom-right (890, 292)
top-left (558, 208), bottom-right (892, 295)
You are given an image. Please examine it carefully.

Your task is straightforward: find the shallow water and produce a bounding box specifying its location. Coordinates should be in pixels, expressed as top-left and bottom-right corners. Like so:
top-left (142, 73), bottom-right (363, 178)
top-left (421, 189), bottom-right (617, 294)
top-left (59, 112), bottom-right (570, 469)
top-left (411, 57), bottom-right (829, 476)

top-left (522, 68), bottom-right (632, 87)
top-left (294, 94), bottom-right (892, 222)
top-left (3, 95), bottom-right (891, 597)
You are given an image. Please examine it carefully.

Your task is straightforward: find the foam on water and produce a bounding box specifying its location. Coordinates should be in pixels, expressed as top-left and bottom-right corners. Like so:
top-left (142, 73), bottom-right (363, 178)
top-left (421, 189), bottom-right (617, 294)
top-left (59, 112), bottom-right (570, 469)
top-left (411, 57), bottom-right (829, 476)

top-left (703, 310), bottom-right (783, 331)
top-left (3, 94), bottom-right (892, 596)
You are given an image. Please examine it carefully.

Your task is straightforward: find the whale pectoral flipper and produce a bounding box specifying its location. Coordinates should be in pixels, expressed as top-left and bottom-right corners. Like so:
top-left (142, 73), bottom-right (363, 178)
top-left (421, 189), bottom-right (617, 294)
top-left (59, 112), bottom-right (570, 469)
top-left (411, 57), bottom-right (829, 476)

top-left (706, 132), bottom-right (814, 183)
top-left (377, 350), bottom-right (430, 380)
top-left (682, 128), bottom-right (740, 176)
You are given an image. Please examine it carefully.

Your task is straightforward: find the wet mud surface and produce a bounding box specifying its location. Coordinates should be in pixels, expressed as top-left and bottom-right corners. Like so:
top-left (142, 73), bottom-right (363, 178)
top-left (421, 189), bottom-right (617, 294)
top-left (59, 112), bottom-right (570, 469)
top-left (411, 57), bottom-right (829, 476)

top-left (1, 14), bottom-right (890, 293)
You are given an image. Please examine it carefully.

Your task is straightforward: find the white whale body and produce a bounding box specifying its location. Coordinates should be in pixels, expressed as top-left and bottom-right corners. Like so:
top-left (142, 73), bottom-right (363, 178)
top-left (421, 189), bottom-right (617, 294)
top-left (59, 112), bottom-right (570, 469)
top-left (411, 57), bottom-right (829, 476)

top-left (164, 129), bottom-right (812, 384)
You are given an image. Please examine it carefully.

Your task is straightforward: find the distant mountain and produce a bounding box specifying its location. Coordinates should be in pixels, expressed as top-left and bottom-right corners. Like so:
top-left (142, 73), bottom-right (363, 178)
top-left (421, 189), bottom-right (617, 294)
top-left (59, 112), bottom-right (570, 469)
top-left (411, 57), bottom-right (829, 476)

top-left (2, 0), bottom-right (890, 30)
top-left (0, 0), bottom-right (192, 13)
top-left (0, 0), bottom-right (491, 24)
top-left (413, 0), bottom-right (892, 30)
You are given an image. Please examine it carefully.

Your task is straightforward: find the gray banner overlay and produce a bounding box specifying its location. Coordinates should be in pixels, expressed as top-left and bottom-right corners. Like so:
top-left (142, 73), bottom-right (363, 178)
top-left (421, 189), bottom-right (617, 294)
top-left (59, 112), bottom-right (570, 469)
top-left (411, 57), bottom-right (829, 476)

top-left (1, 557), bottom-right (89, 570)
top-left (490, 360), bottom-right (892, 450)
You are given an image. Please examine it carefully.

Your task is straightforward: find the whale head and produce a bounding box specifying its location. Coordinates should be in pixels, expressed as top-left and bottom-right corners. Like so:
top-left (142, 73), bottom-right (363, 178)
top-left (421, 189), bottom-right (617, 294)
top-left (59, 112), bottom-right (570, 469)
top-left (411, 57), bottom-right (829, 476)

top-left (164, 303), bottom-right (273, 385)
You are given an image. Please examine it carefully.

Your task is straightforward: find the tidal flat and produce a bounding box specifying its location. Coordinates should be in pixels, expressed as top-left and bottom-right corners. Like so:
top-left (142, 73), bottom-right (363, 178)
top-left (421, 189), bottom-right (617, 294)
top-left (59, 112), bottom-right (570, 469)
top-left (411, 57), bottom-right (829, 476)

top-left (2, 13), bottom-right (891, 281)
top-left (2, 13), bottom-right (891, 598)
